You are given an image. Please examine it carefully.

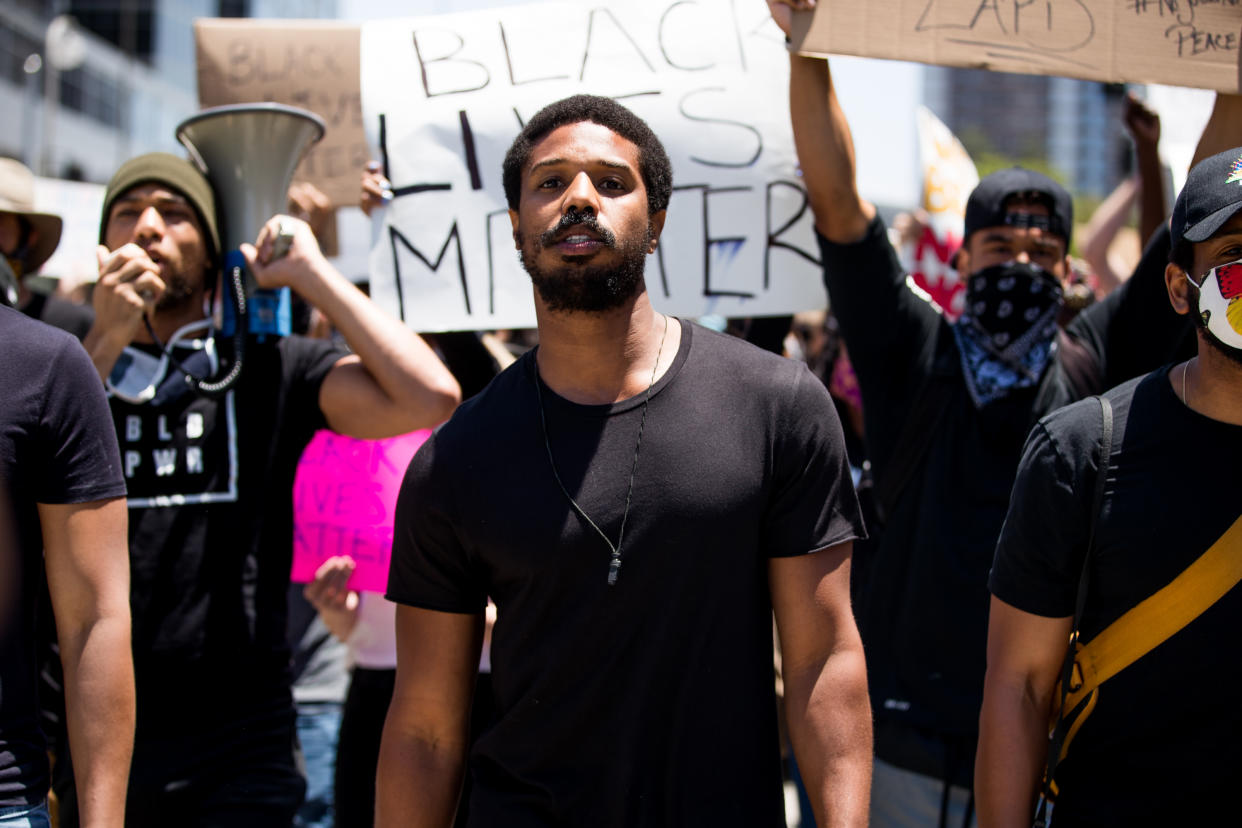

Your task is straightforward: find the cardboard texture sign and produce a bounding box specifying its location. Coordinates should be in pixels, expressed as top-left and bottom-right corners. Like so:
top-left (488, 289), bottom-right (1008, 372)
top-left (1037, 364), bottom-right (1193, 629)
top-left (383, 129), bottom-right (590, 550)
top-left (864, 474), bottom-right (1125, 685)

top-left (791, 1), bottom-right (1242, 94)
top-left (195, 19), bottom-right (367, 206)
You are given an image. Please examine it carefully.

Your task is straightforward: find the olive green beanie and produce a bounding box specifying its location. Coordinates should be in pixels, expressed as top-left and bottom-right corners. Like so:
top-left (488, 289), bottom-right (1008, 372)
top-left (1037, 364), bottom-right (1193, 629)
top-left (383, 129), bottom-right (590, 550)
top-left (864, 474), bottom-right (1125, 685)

top-left (99, 152), bottom-right (219, 263)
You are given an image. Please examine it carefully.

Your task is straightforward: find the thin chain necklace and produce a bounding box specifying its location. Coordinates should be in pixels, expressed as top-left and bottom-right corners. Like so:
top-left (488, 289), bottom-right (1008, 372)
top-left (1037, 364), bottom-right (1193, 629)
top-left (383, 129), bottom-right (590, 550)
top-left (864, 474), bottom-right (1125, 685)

top-left (1180, 357), bottom-right (1197, 409)
top-left (534, 313), bottom-right (670, 586)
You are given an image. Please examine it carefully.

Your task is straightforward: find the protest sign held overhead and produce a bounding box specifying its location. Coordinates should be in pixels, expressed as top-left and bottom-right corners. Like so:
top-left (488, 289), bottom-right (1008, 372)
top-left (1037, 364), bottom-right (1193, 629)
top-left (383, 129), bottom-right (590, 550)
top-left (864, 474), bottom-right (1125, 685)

top-left (360, 0), bottom-right (827, 332)
top-left (196, 19), bottom-right (367, 206)
top-left (791, 1), bottom-right (1242, 94)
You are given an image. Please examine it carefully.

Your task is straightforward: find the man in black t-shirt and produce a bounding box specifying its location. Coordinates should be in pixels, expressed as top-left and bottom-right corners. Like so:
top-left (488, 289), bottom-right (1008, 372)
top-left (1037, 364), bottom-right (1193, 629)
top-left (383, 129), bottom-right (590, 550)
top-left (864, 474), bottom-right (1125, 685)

top-left (53, 152), bottom-right (461, 828)
top-left (0, 306), bottom-right (133, 827)
top-left (768, 2), bottom-right (1204, 823)
top-left (978, 148), bottom-right (1242, 826)
top-left (377, 95), bottom-right (871, 828)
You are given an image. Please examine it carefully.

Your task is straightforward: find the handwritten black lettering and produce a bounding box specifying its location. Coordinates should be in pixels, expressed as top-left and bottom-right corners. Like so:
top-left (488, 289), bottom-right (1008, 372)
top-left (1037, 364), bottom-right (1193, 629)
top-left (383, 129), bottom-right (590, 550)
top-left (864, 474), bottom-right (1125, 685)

top-left (1168, 22), bottom-right (1238, 56)
top-left (390, 223), bottom-right (471, 320)
top-left (916, 0), bottom-right (1094, 52)
top-left (225, 39), bottom-right (343, 86)
top-left (412, 29), bottom-right (490, 98)
top-left (703, 186), bottom-right (755, 299)
top-left (765, 181), bottom-right (819, 291)
top-left (679, 87), bottom-right (763, 168)
top-left (485, 209), bottom-right (511, 315)
top-left (579, 8), bottom-right (656, 82)
top-left (659, 2), bottom-right (715, 71)
top-left (500, 21), bottom-right (569, 86)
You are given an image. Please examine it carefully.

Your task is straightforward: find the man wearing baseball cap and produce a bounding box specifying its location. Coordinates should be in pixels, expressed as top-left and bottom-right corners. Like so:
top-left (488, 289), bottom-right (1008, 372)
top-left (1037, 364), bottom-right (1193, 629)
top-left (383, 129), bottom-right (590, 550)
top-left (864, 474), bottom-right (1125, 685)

top-left (52, 152), bottom-right (460, 828)
top-left (977, 147), bottom-right (1242, 825)
top-left (769, 1), bottom-right (1209, 822)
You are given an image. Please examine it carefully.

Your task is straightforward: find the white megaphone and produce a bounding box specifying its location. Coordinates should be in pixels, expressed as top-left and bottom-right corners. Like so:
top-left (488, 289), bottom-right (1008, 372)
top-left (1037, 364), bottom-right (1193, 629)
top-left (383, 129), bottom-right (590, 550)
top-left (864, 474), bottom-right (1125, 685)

top-left (176, 103), bottom-right (325, 339)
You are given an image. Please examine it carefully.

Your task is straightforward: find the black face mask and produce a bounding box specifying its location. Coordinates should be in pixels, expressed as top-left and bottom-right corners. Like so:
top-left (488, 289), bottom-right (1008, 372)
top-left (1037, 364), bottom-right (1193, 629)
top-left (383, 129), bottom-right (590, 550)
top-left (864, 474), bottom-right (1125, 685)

top-left (963, 261), bottom-right (1063, 355)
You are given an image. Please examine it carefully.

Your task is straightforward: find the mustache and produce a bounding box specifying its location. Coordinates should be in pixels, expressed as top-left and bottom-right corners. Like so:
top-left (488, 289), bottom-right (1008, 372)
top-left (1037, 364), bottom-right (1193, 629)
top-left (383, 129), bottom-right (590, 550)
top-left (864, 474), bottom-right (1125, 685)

top-left (539, 210), bottom-right (617, 249)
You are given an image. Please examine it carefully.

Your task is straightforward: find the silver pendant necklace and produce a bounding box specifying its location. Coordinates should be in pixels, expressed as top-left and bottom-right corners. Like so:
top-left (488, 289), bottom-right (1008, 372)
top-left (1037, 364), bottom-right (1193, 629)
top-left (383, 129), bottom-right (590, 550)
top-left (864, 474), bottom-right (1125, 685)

top-left (534, 313), bottom-right (670, 586)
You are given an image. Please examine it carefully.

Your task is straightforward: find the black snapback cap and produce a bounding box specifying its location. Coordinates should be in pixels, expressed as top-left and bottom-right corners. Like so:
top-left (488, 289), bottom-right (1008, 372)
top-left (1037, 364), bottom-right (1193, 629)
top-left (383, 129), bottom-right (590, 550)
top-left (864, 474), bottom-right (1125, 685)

top-left (1170, 147), bottom-right (1242, 251)
top-left (964, 167), bottom-right (1073, 246)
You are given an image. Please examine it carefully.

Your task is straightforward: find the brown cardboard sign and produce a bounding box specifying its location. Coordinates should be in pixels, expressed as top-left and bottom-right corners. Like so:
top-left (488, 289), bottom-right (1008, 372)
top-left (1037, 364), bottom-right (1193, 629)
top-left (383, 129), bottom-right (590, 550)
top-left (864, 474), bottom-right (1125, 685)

top-left (791, 1), bottom-right (1242, 94)
top-left (195, 19), bottom-right (367, 206)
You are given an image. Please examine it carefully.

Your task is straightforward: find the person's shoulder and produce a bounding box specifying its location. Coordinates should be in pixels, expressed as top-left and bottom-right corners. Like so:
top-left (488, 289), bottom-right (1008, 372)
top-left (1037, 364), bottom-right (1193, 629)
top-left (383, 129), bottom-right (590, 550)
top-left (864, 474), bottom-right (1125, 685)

top-left (0, 302), bottom-right (81, 357)
top-left (1037, 370), bottom-right (1147, 453)
top-left (687, 321), bottom-right (800, 378)
top-left (435, 350), bottom-right (533, 437)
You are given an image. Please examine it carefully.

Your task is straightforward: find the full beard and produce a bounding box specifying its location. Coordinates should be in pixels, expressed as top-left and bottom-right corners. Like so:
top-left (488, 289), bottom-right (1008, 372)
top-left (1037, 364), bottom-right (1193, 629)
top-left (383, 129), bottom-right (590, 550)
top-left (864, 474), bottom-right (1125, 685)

top-left (518, 212), bottom-right (651, 314)
top-left (154, 265), bottom-right (202, 314)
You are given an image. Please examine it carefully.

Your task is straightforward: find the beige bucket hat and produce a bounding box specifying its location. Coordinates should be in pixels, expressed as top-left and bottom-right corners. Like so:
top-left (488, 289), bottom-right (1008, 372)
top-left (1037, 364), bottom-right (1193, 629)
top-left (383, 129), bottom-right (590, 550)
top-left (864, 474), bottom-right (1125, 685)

top-left (0, 158), bottom-right (63, 273)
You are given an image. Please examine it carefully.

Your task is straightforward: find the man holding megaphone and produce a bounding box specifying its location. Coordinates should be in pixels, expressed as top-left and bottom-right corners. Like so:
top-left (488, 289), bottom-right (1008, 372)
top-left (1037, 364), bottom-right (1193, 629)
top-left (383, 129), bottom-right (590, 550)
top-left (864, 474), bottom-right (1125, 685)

top-left (61, 151), bottom-right (461, 828)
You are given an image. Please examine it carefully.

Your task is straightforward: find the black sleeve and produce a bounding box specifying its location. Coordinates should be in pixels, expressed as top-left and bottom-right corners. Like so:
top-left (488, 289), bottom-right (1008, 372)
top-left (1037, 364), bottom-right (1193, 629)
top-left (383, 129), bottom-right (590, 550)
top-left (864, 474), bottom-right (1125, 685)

top-left (282, 335), bottom-right (347, 434)
top-left (816, 215), bottom-right (947, 467)
top-left (1064, 224), bottom-right (1194, 392)
top-left (36, 336), bottom-right (127, 504)
top-left (989, 408), bottom-right (1096, 618)
top-left (763, 363), bottom-right (866, 558)
top-left (386, 432), bottom-right (487, 613)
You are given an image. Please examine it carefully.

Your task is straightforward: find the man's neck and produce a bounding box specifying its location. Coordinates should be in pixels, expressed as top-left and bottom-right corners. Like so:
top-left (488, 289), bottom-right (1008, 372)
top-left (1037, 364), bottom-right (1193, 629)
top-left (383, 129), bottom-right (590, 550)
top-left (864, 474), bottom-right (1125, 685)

top-left (139, 299), bottom-right (208, 347)
top-left (533, 291), bottom-right (680, 405)
top-left (1183, 343), bottom-right (1242, 426)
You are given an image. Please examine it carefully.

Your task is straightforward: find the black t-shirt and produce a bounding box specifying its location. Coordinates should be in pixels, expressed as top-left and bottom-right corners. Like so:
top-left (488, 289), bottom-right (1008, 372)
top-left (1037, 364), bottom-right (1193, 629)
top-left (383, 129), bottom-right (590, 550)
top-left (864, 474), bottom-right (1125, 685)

top-left (389, 319), bottom-right (864, 828)
top-left (0, 306), bottom-right (126, 807)
top-left (21, 291), bottom-right (94, 341)
top-left (816, 218), bottom-right (1189, 770)
top-left (111, 332), bottom-right (341, 735)
top-left (990, 369), bottom-right (1242, 825)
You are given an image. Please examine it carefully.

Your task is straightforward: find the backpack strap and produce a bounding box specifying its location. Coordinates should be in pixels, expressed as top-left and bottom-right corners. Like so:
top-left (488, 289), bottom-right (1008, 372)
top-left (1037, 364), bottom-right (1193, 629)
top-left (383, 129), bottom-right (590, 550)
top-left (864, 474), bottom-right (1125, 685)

top-left (1035, 395), bottom-right (1111, 827)
top-left (1064, 511), bottom-right (1242, 727)
top-left (1037, 397), bottom-right (1242, 827)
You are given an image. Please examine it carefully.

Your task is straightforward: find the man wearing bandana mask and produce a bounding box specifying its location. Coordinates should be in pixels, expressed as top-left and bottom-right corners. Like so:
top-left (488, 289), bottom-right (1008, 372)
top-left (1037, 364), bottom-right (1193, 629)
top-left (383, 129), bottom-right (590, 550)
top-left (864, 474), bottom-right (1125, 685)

top-left (978, 147), bottom-right (1242, 825)
top-left (770, 2), bottom-right (1204, 824)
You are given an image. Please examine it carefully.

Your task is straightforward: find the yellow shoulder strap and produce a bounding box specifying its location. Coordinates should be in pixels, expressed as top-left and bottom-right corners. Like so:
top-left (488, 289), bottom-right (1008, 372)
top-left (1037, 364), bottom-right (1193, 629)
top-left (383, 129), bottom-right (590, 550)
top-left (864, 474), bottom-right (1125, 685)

top-left (1066, 513), bottom-right (1242, 711)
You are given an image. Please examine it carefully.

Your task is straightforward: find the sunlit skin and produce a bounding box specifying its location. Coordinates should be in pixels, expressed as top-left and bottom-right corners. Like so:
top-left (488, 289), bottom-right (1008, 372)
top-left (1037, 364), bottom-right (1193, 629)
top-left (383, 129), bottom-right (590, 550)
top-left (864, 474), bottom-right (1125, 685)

top-left (509, 120), bottom-right (663, 288)
top-left (97, 183), bottom-right (210, 345)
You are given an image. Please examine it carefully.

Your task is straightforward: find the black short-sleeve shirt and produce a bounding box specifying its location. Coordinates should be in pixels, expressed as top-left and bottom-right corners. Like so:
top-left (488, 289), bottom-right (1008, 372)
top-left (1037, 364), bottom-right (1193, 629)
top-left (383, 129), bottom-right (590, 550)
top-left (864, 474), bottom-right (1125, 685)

top-left (389, 319), bottom-right (864, 828)
top-left (991, 368), bottom-right (1242, 825)
top-left (0, 306), bottom-right (126, 807)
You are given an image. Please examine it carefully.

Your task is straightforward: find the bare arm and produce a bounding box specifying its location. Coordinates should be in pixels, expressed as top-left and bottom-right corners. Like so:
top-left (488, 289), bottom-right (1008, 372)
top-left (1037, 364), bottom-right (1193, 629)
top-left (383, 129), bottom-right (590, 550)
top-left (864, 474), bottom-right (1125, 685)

top-left (770, 1), bottom-right (875, 243)
top-left (1124, 94), bottom-right (1165, 247)
top-left (376, 605), bottom-right (483, 828)
top-left (1079, 176), bottom-right (1137, 295)
top-left (1191, 93), bottom-right (1242, 170)
top-left (40, 497), bottom-right (135, 828)
top-left (975, 597), bottom-right (1071, 828)
top-left (771, 542), bottom-right (871, 828)
top-left (242, 217), bottom-right (461, 439)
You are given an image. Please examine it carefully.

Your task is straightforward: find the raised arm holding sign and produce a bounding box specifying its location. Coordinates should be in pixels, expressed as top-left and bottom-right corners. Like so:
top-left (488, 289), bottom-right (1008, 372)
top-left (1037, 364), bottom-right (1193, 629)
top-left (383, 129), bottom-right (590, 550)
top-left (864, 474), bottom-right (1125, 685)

top-left (772, 1), bottom-right (1201, 823)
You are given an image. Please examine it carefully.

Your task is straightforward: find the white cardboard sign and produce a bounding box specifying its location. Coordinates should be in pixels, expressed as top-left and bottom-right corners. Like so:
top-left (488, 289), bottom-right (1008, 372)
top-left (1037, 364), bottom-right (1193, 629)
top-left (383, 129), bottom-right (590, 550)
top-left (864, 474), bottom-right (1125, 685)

top-left (360, 0), bottom-right (826, 332)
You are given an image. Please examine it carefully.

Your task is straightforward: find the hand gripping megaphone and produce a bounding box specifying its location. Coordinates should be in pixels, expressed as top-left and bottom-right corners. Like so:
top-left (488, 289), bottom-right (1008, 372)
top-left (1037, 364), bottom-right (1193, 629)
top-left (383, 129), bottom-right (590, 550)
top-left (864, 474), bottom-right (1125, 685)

top-left (175, 103), bottom-right (326, 340)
